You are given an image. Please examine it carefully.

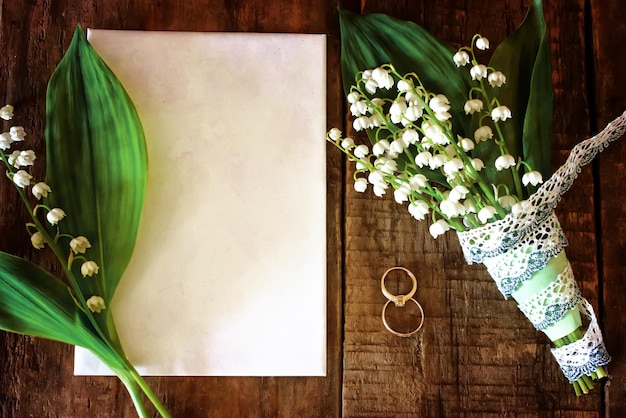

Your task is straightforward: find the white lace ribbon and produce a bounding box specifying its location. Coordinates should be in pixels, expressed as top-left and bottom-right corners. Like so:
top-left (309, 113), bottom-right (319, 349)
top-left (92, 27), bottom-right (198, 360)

top-left (516, 263), bottom-right (582, 331)
top-left (551, 299), bottom-right (611, 382)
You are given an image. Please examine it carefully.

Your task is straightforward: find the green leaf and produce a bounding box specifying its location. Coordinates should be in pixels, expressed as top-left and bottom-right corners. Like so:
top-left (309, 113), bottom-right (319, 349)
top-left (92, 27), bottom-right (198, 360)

top-left (338, 8), bottom-right (473, 185)
top-left (473, 0), bottom-right (552, 196)
top-left (0, 251), bottom-right (104, 349)
top-left (44, 26), bottom-right (148, 315)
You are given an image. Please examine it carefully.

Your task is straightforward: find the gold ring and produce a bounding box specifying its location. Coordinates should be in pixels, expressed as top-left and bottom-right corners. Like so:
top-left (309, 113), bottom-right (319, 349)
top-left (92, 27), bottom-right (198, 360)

top-left (382, 298), bottom-right (425, 337)
top-left (380, 266), bottom-right (417, 307)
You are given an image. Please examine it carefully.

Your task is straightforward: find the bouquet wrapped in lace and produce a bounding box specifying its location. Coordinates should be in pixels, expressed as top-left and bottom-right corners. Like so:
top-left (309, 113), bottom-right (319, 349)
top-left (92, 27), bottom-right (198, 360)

top-left (329, 0), bottom-right (621, 395)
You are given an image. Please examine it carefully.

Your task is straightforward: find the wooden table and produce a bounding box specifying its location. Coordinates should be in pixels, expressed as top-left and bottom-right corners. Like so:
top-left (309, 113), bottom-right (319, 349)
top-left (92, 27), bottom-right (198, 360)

top-left (1, 1), bottom-right (625, 416)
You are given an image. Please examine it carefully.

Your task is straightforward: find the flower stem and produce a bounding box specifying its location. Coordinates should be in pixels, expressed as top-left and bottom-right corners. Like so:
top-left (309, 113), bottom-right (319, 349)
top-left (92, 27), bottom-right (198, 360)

top-left (553, 326), bottom-right (607, 396)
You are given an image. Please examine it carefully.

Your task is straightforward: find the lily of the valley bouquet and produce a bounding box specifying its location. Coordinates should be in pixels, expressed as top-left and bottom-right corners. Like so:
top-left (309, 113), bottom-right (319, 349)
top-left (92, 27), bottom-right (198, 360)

top-left (0, 28), bottom-right (170, 416)
top-left (329, 0), bottom-right (623, 395)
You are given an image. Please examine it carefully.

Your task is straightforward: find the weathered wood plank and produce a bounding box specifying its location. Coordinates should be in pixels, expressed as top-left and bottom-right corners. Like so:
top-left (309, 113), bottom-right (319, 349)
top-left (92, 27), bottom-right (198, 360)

top-left (590, 1), bottom-right (626, 417)
top-left (0, 1), bottom-right (343, 417)
top-left (340, 0), bottom-right (603, 416)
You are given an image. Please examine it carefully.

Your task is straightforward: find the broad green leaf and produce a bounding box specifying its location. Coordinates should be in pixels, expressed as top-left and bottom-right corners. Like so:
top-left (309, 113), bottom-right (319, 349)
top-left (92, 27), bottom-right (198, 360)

top-left (0, 251), bottom-right (105, 350)
top-left (44, 26), bottom-right (148, 335)
top-left (473, 0), bottom-right (552, 196)
top-left (339, 8), bottom-right (473, 185)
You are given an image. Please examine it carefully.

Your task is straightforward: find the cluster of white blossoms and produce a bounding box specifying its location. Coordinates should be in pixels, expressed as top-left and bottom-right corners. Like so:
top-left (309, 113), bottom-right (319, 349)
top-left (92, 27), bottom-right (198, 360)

top-left (327, 35), bottom-right (544, 239)
top-left (1, 105), bottom-right (105, 313)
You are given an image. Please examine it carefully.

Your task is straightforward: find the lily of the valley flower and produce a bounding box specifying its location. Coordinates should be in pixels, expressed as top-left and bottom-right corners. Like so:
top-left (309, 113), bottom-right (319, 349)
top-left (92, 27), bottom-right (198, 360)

top-left (70, 236), bottom-right (92, 254)
top-left (429, 154), bottom-right (447, 170)
top-left (353, 116), bottom-right (370, 131)
top-left (429, 94), bottom-right (450, 113)
top-left (373, 183), bottom-right (388, 197)
top-left (328, 128), bottom-right (342, 141)
top-left (354, 177), bottom-right (368, 193)
top-left (464, 99), bottom-right (483, 115)
top-left (341, 137), bottom-right (355, 150)
top-left (463, 199), bottom-right (476, 214)
top-left (389, 100), bottom-right (407, 124)
top-left (403, 104), bottom-right (424, 123)
top-left (475, 36), bottom-right (490, 50)
top-left (491, 105), bottom-right (512, 121)
top-left (522, 170), bottom-right (543, 186)
top-left (371, 67), bottom-right (394, 90)
top-left (86, 295), bottom-right (106, 313)
top-left (408, 174), bottom-right (428, 190)
top-left (488, 71), bottom-right (507, 87)
top-left (9, 150), bottom-right (36, 168)
top-left (429, 94), bottom-right (451, 121)
top-left (9, 126), bottom-right (26, 142)
top-left (81, 261), bottom-right (100, 277)
top-left (470, 64), bottom-right (488, 80)
top-left (350, 100), bottom-right (369, 117)
top-left (364, 77), bottom-right (379, 94)
top-left (474, 125), bottom-right (494, 142)
top-left (449, 185), bottom-right (470, 201)
top-left (46, 208), bottom-right (66, 225)
top-left (408, 200), bottom-right (430, 220)
top-left (414, 151), bottom-right (432, 168)
top-left (402, 129), bottom-right (420, 145)
top-left (498, 195), bottom-right (518, 209)
top-left (471, 158), bottom-right (485, 172)
top-left (458, 137), bottom-right (475, 152)
top-left (368, 170), bottom-right (386, 188)
top-left (453, 50), bottom-right (470, 67)
top-left (30, 231), bottom-right (45, 249)
top-left (0, 104), bottom-right (14, 120)
top-left (495, 154), bottom-right (516, 171)
top-left (372, 139), bottom-right (390, 156)
top-left (347, 91), bottom-right (360, 104)
top-left (12, 170), bottom-right (32, 188)
top-left (429, 219), bottom-right (451, 239)
top-left (477, 206), bottom-right (498, 224)
top-left (389, 138), bottom-right (407, 155)
top-left (443, 158), bottom-right (464, 177)
top-left (376, 157), bottom-right (397, 174)
top-left (0, 133), bottom-right (12, 150)
top-left (353, 144), bottom-right (369, 159)
top-left (32, 182), bottom-right (51, 200)
top-left (396, 79), bottom-right (412, 92)
top-left (394, 183), bottom-right (411, 203)
top-left (440, 199), bottom-right (466, 218)
top-left (422, 120), bottom-right (449, 145)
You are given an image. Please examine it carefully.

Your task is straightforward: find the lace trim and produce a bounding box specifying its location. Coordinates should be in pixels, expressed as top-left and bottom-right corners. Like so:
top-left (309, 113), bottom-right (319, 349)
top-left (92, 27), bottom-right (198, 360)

top-left (481, 212), bottom-right (568, 296)
top-left (551, 299), bottom-right (611, 382)
top-left (517, 264), bottom-right (582, 331)
top-left (457, 111), bottom-right (626, 264)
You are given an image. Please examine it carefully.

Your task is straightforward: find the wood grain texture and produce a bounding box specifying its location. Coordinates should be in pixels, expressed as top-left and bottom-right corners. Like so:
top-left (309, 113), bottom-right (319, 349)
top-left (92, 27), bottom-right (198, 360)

top-left (1, 0), bottom-right (625, 417)
top-left (590, 1), bottom-right (626, 417)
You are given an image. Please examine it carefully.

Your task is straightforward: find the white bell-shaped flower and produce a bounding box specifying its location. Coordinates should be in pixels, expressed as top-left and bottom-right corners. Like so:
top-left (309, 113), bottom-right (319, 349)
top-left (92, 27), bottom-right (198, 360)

top-left (453, 50), bottom-right (470, 67)
top-left (408, 200), bottom-right (430, 220)
top-left (429, 219), bottom-right (451, 239)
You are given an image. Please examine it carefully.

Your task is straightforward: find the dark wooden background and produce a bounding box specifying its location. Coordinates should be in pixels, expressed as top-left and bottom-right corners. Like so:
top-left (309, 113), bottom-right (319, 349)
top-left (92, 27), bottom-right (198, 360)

top-left (0, 0), bottom-right (625, 417)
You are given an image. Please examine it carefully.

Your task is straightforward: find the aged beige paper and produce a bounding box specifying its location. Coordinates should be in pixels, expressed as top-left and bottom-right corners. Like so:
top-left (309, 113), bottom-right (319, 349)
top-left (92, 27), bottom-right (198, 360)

top-left (74, 30), bottom-right (326, 376)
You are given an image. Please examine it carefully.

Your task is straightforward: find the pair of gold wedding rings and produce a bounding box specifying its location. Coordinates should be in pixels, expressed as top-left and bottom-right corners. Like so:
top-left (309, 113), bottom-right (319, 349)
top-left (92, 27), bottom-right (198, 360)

top-left (380, 267), bottom-right (425, 337)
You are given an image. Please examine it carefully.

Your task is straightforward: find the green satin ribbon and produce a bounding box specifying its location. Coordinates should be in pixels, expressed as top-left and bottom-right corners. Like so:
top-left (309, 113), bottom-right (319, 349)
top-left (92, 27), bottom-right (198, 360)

top-left (511, 251), bottom-right (582, 340)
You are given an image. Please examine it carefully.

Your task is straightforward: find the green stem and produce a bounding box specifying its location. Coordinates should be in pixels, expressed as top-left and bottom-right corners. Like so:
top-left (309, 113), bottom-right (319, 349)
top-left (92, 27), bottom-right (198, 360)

top-left (128, 367), bottom-right (172, 418)
top-left (119, 375), bottom-right (151, 418)
top-left (474, 76), bottom-right (524, 198)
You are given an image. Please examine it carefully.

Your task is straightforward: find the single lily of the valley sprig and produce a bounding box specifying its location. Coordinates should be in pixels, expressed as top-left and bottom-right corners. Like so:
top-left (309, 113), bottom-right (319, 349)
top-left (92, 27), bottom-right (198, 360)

top-left (0, 104), bottom-right (170, 416)
top-left (0, 107), bottom-right (106, 315)
top-left (327, 35), bottom-right (544, 239)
